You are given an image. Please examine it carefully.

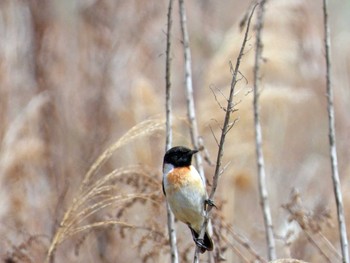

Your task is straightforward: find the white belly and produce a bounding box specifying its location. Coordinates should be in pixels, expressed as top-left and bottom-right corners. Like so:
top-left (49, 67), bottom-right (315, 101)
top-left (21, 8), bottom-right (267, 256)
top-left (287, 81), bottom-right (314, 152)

top-left (168, 185), bottom-right (205, 231)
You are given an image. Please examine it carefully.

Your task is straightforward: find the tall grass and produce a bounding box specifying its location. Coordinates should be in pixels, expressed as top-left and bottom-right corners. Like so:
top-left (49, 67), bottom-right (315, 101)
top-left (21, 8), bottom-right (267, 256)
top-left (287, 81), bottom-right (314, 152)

top-left (46, 118), bottom-right (165, 263)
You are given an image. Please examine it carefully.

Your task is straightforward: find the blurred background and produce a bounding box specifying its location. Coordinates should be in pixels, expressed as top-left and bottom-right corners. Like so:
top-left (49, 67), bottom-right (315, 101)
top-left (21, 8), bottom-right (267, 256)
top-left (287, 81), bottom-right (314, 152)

top-left (0, 0), bottom-right (350, 262)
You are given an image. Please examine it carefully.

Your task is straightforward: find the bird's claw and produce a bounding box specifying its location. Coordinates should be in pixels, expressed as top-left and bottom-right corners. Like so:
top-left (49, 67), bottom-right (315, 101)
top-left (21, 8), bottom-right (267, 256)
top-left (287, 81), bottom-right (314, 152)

top-left (194, 238), bottom-right (208, 254)
top-left (205, 198), bottom-right (217, 209)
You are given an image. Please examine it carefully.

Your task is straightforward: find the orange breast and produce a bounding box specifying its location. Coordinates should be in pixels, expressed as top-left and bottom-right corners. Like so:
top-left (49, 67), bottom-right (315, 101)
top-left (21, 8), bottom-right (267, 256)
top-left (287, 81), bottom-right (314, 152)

top-left (166, 166), bottom-right (204, 194)
top-left (167, 167), bottom-right (191, 188)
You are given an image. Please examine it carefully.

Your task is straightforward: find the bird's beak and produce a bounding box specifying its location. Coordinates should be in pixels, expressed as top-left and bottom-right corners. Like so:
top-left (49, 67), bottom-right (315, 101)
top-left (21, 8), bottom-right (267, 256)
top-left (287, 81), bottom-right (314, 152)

top-left (191, 149), bottom-right (199, 155)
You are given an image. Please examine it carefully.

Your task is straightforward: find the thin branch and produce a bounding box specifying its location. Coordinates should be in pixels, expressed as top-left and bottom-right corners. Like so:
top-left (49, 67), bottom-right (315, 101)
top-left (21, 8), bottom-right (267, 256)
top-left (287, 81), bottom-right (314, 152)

top-left (210, 1), bottom-right (258, 218)
top-left (238, 70), bottom-right (248, 85)
top-left (165, 0), bottom-right (174, 152)
top-left (225, 118), bottom-right (239, 135)
top-left (323, 1), bottom-right (349, 263)
top-left (165, 0), bottom-right (179, 262)
top-left (220, 161), bottom-right (232, 176)
top-left (210, 86), bottom-right (227, 112)
top-left (253, 0), bottom-right (276, 260)
top-left (194, 4), bottom-right (258, 262)
top-left (178, 1), bottom-right (207, 261)
top-left (209, 124), bottom-right (220, 147)
top-left (178, 0), bottom-right (205, 179)
top-left (198, 136), bottom-right (215, 166)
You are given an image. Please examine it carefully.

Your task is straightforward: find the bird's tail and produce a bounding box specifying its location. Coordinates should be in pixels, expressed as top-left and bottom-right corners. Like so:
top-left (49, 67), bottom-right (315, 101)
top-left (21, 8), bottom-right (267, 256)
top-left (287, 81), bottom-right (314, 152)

top-left (190, 227), bottom-right (214, 253)
top-left (203, 231), bottom-right (214, 253)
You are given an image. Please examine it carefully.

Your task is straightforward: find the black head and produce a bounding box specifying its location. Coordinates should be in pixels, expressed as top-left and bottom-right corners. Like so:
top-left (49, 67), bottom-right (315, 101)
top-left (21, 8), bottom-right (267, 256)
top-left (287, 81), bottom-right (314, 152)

top-left (163, 146), bottom-right (198, 167)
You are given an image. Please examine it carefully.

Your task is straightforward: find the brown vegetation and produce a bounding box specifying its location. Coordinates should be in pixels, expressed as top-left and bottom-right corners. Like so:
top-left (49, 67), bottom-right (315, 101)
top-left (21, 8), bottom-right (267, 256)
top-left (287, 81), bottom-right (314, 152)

top-left (0, 0), bottom-right (349, 262)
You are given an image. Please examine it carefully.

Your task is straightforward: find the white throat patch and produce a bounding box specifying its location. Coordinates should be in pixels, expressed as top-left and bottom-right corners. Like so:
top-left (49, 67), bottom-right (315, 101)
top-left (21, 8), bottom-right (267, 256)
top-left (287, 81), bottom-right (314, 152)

top-left (163, 163), bottom-right (174, 176)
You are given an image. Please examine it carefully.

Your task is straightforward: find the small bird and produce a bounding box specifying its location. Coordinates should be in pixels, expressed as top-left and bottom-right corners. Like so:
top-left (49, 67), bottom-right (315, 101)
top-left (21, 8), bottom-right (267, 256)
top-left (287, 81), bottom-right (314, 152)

top-left (162, 146), bottom-right (214, 253)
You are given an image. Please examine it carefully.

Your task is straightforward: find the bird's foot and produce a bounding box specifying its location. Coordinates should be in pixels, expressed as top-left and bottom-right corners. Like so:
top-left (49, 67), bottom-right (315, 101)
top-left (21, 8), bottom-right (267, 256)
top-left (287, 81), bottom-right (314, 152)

top-left (205, 198), bottom-right (217, 209)
top-left (194, 238), bottom-right (208, 254)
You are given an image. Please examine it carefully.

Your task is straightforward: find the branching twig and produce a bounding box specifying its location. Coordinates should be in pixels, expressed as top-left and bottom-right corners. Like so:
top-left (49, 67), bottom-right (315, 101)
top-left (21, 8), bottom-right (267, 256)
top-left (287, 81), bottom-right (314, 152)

top-left (253, 0), bottom-right (276, 260)
top-left (165, 0), bottom-right (179, 262)
top-left (193, 4), bottom-right (258, 262)
top-left (323, 1), bottom-right (349, 263)
top-left (208, 0), bottom-right (257, 224)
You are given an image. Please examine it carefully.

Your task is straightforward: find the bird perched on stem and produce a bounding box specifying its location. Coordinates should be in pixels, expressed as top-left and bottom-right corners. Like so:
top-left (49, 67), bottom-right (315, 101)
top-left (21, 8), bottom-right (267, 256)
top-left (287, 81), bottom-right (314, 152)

top-left (162, 146), bottom-right (214, 253)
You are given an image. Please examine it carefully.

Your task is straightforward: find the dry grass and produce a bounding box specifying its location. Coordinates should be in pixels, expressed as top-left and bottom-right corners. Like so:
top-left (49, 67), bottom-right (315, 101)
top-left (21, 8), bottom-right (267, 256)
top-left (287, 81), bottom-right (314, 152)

top-left (46, 118), bottom-right (166, 262)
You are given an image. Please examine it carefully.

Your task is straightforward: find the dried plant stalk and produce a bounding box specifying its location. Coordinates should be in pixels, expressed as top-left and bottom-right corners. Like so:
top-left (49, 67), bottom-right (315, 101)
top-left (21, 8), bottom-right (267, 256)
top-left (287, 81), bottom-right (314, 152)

top-left (164, 0), bottom-right (179, 262)
top-left (253, 0), bottom-right (276, 260)
top-left (282, 189), bottom-right (343, 263)
top-left (193, 4), bottom-right (258, 263)
top-left (178, 0), bottom-right (205, 179)
top-left (45, 118), bottom-right (165, 263)
top-left (82, 118), bottom-right (164, 189)
top-left (177, 0), bottom-right (207, 261)
top-left (322, 1), bottom-right (349, 262)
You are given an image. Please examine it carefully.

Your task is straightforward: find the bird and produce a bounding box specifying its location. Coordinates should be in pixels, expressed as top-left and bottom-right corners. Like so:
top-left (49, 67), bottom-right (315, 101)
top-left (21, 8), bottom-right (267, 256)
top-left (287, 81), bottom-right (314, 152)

top-left (162, 146), bottom-right (214, 253)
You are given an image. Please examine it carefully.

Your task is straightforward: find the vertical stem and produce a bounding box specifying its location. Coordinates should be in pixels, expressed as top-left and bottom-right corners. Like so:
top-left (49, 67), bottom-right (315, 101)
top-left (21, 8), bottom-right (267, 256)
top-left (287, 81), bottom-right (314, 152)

top-left (165, 0), bottom-right (174, 151)
top-left (178, 2), bottom-right (204, 261)
top-left (178, 0), bottom-right (205, 180)
top-left (253, 1), bottom-right (276, 261)
top-left (165, 0), bottom-right (179, 262)
top-left (323, 1), bottom-right (349, 262)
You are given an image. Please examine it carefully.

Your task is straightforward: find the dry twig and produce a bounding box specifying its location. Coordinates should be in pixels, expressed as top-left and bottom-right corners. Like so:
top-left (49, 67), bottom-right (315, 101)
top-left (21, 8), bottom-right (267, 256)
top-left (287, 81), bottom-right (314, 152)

top-left (164, 0), bottom-right (179, 262)
top-left (193, 4), bottom-right (258, 263)
top-left (253, 0), bottom-right (276, 260)
top-left (322, 1), bottom-right (349, 262)
top-left (177, 1), bottom-right (207, 261)
top-left (178, 0), bottom-right (205, 179)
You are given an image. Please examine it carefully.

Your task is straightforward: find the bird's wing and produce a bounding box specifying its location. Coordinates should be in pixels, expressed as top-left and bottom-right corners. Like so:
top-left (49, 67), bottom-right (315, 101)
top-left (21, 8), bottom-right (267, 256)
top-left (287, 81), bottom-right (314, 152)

top-left (162, 178), bottom-right (166, 196)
